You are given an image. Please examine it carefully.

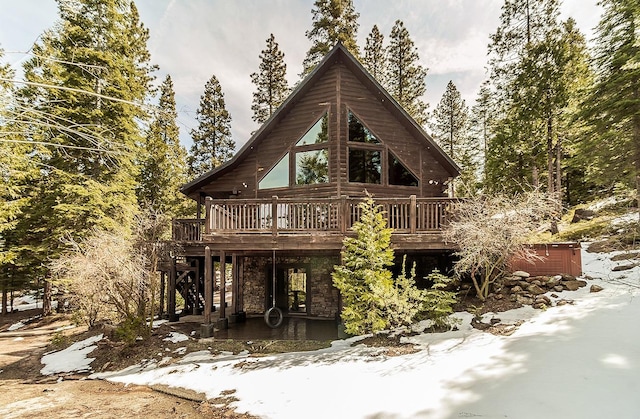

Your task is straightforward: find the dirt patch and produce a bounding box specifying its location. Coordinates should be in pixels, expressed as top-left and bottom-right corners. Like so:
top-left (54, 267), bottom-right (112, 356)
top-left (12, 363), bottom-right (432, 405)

top-left (0, 378), bottom-right (261, 419)
top-left (354, 332), bottom-right (420, 357)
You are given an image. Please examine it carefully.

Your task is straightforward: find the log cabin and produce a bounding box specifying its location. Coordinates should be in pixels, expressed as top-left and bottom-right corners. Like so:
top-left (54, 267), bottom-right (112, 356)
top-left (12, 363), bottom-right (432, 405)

top-left (164, 43), bottom-right (460, 329)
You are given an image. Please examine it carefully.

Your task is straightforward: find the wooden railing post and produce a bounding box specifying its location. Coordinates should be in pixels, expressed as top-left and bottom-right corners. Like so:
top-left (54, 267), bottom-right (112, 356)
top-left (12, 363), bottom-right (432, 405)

top-left (272, 196), bottom-right (278, 236)
top-left (340, 195), bottom-right (347, 233)
top-left (204, 196), bottom-right (212, 236)
top-left (410, 195), bottom-right (417, 234)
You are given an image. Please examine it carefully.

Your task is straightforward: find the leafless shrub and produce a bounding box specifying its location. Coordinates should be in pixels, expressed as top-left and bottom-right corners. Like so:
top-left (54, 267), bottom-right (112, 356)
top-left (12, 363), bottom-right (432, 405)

top-left (50, 210), bottom-right (173, 330)
top-left (443, 190), bottom-right (560, 300)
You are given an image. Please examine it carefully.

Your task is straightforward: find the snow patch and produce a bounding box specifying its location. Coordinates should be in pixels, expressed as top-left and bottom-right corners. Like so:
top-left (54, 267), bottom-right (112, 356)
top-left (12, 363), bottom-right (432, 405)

top-left (40, 334), bottom-right (103, 376)
top-left (163, 332), bottom-right (189, 343)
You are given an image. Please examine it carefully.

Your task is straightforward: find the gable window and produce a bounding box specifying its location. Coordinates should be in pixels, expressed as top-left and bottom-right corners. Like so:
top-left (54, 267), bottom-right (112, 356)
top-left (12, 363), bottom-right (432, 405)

top-left (349, 149), bottom-right (381, 184)
top-left (259, 153), bottom-right (289, 189)
top-left (260, 112), bottom-right (329, 190)
top-left (348, 111), bottom-right (382, 184)
top-left (389, 151), bottom-right (418, 186)
top-left (295, 113), bottom-right (329, 185)
top-left (296, 114), bottom-right (329, 146)
top-left (296, 149), bottom-right (329, 184)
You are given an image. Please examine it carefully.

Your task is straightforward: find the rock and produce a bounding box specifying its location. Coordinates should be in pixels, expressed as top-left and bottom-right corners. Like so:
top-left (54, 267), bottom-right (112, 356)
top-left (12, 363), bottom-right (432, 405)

top-left (511, 285), bottom-right (523, 293)
top-left (553, 285), bottom-right (564, 293)
top-left (562, 280), bottom-right (587, 291)
top-left (546, 276), bottom-right (560, 287)
top-left (590, 284), bottom-right (604, 293)
top-left (535, 295), bottom-right (551, 305)
top-left (556, 299), bottom-right (574, 306)
top-left (516, 295), bottom-right (534, 305)
top-left (571, 208), bottom-right (596, 223)
top-left (513, 270), bottom-right (530, 278)
top-left (531, 280), bottom-right (542, 286)
top-left (527, 284), bottom-right (546, 295)
top-left (502, 276), bottom-right (521, 287)
top-left (612, 263), bottom-right (640, 272)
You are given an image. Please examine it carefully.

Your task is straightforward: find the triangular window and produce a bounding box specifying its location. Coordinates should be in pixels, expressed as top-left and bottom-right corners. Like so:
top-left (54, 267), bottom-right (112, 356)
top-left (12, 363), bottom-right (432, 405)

top-left (348, 111), bottom-right (379, 144)
top-left (259, 153), bottom-right (289, 189)
top-left (296, 113), bottom-right (329, 146)
top-left (388, 151), bottom-right (418, 186)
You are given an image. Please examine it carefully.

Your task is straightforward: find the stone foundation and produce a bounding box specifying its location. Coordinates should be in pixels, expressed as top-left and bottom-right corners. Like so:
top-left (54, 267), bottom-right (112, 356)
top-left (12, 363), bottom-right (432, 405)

top-left (240, 254), bottom-right (340, 318)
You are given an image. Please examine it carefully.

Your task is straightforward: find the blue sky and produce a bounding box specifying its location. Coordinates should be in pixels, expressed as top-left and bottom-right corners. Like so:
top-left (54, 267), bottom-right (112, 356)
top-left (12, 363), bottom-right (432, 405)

top-left (0, 0), bottom-right (601, 149)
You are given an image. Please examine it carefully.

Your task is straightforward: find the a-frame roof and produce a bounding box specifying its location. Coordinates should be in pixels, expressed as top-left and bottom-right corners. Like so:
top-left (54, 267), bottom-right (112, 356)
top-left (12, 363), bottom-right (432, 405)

top-left (181, 42), bottom-right (460, 198)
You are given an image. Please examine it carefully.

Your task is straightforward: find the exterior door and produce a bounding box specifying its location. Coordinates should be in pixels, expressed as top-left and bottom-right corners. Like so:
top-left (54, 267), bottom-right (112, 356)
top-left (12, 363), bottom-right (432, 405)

top-left (267, 265), bottom-right (309, 314)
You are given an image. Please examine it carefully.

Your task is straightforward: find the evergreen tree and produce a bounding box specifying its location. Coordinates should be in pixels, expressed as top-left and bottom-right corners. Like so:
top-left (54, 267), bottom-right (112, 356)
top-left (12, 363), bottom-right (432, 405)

top-left (430, 81), bottom-right (469, 161)
top-left (386, 20), bottom-right (429, 126)
top-left (188, 74), bottom-right (235, 177)
top-left (579, 0), bottom-right (640, 208)
top-left (302, 0), bottom-right (360, 75)
top-left (485, 0), bottom-right (591, 197)
top-left (250, 33), bottom-right (289, 124)
top-left (0, 47), bottom-right (38, 313)
top-left (430, 81), bottom-right (479, 196)
top-left (137, 75), bottom-right (190, 218)
top-left (6, 0), bottom-right (155, 305)
top-left (332, 196), bottom-right (456, 334)
top-left (469, 80), bottom-right (495, 181)
top-left (363, 25), bottom-right (386, 83)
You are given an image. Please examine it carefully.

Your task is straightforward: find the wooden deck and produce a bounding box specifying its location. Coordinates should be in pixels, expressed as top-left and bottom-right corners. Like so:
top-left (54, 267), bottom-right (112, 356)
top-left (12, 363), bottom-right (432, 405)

top-left (172, 196), bottom-right (458, 252)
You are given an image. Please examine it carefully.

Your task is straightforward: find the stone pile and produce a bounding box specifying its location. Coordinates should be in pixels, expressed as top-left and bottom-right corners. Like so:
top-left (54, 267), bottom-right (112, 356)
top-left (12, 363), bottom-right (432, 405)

top-left (491, 270), bottom-right (588, 309)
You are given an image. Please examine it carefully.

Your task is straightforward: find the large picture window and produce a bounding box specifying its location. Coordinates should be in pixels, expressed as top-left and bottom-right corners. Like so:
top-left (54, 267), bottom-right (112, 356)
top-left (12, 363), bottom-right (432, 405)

top-left (349, 149), bottom-right (381, 184)
top-left (296, 149), bottom-right (329, 185)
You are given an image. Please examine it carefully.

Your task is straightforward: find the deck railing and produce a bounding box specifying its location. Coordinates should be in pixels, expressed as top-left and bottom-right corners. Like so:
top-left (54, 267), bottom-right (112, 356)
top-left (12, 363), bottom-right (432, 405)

top-left (172, 196), bottom-right (458, 241)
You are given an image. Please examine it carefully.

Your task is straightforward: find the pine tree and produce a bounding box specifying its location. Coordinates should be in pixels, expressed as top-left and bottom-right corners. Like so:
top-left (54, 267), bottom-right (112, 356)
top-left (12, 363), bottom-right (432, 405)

top-left (250, 34), bottom-right (289, 125)
top-left (332, 196), bottom-right (395, 335)
top-left (302, 0), bottom-right (360, 76)
top-left (579, 0), bottom-right (640, 209)
top-left (0, 47), bottom-right (37, 313)
top-left (6, 0), bottom-right (155, 306)
top-left (430, 81), bottom-right (479, 196)
top-left (469, 80), bottom-right (495, 181)
top-left (386, 20), bottom-right (429, 126)
top-left (332, 196), bottom-right (456, 334)
top-left (485, 0), bottom-right (592, 196)
top-left (137, 75), bottom-right (190, 218)
top-left (363, 25), bottom-right (386, 83)
top-left (430, 81), bottom-right (469, 161)
top-left (188, 74), bottom-right (235, 177)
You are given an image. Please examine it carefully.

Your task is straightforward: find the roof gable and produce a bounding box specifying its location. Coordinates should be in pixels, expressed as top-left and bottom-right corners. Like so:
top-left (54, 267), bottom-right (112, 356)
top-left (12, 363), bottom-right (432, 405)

top-left (181, 43), bottom-right (459, 198)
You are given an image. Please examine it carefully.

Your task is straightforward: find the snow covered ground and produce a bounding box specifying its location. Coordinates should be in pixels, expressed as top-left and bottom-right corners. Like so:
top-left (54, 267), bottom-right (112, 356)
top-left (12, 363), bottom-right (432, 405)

top-left (47, 245), bottom-right (640, 418)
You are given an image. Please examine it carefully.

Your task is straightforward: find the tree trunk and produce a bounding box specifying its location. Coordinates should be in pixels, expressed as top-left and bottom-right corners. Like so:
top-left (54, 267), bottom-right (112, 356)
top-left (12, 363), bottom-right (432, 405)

top-left (555, 138), bottom-right (562, 202)
top-left (1, 285), bottom-right (7, 315)
top-left (547, 114), bottom-right (554, 193)
top-left (43, 279), bottom-right (52, 316)
top-left (634, 113), bottom-right (640, 221)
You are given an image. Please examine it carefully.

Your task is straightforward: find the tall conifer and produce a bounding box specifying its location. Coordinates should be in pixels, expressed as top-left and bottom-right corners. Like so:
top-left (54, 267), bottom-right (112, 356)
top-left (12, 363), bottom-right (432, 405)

top-left (302, 0), bottom-right (360, 75)
top-left (250, 34), bottom-right (289, 125)
top-left (188, 74), bottom-right (235, 177)
top-left (137, 75), bottom-right (189, 218)
top-left (8, 0), bottom-right (155, 295)
top-left (579, 0), bottom-right (640, 208)
top-left (386, 20), bottom-right (428, 126)
top-left (363, 25), bottom-right (386, 83)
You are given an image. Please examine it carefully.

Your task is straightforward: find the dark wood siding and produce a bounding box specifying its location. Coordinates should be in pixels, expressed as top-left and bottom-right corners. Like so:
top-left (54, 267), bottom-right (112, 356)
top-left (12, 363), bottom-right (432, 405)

top-left (198, 56), bottom-right (451, 200)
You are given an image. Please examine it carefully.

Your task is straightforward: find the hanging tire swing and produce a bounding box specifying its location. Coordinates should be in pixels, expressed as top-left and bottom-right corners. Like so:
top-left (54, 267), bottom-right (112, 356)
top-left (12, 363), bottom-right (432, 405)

top-left (264, 249), bottom-right (283, 328)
